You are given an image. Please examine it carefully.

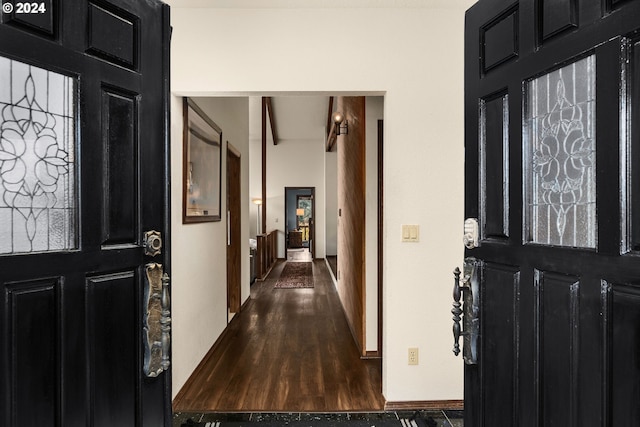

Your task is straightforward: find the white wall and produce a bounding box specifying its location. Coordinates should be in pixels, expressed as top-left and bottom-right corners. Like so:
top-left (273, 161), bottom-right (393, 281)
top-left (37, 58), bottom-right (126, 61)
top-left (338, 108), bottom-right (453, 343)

top-left (171, 96), bottom-right (250, 398)
top-left (247, 97), bottom-right (327, 258)
top-left (169, 1), bottom-right (472, 402)
top-left (248, 97), bottom-right (262, 238)
top-left (265, 131), bottom-right (327, 259)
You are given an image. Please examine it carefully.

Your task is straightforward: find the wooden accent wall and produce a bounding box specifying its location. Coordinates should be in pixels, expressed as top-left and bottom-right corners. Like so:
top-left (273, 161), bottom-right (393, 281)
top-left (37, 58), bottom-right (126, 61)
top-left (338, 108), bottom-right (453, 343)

top-left (337, 96), bottom-right (367, 355)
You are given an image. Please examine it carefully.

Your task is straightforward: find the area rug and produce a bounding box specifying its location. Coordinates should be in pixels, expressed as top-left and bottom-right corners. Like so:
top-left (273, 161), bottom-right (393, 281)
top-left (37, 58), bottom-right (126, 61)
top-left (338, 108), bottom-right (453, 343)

top-left (274, 261), bottom-right (314, 289)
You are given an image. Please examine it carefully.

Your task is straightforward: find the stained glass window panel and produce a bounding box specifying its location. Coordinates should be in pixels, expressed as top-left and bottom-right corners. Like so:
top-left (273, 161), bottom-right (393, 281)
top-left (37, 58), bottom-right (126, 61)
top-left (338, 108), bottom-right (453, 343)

top-left (525, 55), bottom-right (596, 248)
top-left (0, 56), bottom-right (77, 254)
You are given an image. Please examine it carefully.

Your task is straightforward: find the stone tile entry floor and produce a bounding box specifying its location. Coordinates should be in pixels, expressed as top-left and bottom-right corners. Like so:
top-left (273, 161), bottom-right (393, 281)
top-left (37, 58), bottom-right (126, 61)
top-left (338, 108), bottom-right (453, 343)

top-left (173, 410), bottom-right (463, 427)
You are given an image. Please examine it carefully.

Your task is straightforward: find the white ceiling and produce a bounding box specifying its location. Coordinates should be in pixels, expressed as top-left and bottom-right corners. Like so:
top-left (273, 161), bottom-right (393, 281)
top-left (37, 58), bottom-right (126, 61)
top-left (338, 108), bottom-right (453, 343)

top-left (273, 96), bottom-right (330, 141)
top-left (249, 96), bottom-right (331, 142)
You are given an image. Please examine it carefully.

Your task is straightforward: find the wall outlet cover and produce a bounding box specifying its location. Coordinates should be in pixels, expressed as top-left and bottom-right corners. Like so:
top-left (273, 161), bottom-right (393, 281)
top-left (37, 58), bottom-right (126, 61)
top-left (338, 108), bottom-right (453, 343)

top-left (408, 347), bottom-right (419, 365)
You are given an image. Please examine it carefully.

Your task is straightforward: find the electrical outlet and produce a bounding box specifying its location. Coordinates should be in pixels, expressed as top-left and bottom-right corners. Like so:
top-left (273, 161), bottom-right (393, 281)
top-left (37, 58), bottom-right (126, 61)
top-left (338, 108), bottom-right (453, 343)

top-left (408, 348), bottom-right (419, 365)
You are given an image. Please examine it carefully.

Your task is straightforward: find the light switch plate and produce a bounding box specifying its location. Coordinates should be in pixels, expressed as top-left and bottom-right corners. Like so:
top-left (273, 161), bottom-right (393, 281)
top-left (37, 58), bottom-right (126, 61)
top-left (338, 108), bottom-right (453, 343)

top-left (402, 225), bottom-right (419, 242)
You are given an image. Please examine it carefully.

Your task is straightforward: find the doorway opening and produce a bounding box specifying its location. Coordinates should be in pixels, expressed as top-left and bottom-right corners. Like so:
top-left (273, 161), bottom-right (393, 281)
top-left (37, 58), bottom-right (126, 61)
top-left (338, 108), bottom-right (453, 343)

top-left (173, 95), bottom-right (386, 413)
top-left (284, 187), bottom-right (315, 259)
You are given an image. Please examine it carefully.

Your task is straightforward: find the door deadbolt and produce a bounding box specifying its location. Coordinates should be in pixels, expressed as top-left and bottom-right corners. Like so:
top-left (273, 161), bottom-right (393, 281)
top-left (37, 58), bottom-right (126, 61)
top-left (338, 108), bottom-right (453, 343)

top-left (463, 218), bottom-right (479, 249)
top-left (144, 231), bottom-right (162, 257)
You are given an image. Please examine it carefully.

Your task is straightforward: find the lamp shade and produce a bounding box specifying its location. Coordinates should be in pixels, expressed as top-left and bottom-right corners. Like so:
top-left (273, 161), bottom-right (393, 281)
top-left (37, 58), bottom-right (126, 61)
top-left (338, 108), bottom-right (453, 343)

top-left (296, 208), bottom-right (305, 216)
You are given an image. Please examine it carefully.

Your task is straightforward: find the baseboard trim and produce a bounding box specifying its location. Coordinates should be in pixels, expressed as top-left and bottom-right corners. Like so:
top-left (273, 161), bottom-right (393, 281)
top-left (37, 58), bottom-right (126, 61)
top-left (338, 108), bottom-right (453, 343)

top-left (362, 350), bottom-right (381, 359)
top-left (384, 400), bottom-right (464, 411)
top-left (324, 258), bottom-right (337, 285)
top-left (323, 258), bottom-right (366, 356)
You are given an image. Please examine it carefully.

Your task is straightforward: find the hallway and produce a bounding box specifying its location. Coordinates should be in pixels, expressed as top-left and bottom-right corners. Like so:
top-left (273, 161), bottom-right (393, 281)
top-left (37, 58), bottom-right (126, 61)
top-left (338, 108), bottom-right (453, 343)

top-left (172, 259), bottom-right (385, 412)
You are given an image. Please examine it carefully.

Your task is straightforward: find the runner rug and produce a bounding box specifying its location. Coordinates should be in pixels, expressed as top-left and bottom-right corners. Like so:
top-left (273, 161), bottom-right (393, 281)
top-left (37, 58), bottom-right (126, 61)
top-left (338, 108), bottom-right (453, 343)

top-left (274, 261), bottom-right (314, 289)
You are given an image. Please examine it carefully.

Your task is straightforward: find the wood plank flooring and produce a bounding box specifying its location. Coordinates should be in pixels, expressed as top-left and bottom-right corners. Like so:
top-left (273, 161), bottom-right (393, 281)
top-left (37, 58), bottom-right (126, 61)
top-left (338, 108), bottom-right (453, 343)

top-left (172, 259), bottom-right (385, 412)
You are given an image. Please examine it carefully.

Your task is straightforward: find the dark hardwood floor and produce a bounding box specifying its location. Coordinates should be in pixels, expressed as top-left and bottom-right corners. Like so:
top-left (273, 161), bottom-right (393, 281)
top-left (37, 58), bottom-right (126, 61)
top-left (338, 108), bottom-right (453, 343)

top-left (172, 259), bottom-right (385, 412)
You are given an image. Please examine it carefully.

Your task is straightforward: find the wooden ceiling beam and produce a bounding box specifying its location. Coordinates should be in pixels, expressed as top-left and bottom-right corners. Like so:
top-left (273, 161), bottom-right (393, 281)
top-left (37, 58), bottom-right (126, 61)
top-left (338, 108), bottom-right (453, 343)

top-left (326, 96), bottom-right (337, 152)
top-left (326, 96), bottom-right (334, 139)
top-left (265, 97), bottom-right (279, 145)
top-left (326, 122), bottom-right (337, 152)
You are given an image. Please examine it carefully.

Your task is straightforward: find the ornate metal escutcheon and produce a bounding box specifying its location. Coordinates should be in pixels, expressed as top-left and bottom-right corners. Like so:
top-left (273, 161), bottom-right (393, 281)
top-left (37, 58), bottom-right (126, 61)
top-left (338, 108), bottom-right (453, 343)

top-left (144, 230), bottom-right (163, 257)
top-left (144, 263), bottom-right (171, 377)
top-left (452, 257), bottom-right (480, 365)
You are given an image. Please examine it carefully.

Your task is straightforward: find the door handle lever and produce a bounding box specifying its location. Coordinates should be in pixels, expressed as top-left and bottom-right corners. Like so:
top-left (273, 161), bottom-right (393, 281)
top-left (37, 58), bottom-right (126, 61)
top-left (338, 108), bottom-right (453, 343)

top-left (143, 263), bottom-right (171, 377)
top-left (452, 267), bottom-right (467, 356)
top-left (451, 258), bottom-right (480, 364)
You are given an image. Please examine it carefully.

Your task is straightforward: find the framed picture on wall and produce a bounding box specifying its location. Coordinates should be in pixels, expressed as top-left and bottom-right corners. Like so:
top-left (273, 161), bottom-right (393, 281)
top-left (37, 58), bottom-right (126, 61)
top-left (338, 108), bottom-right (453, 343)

top-left (182, 98), bottom-right (222, 223)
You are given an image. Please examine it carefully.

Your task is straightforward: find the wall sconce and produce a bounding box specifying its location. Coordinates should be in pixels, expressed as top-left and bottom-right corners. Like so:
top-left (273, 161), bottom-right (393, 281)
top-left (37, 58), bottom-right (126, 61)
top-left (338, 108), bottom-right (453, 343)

top-left (332, 111), bottom-right (348, 135)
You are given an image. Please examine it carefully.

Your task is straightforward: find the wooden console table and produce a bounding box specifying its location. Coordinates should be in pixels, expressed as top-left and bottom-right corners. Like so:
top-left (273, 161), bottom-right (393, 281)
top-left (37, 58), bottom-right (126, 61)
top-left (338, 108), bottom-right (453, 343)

top-left (289, 230), bottom-right (303, 248)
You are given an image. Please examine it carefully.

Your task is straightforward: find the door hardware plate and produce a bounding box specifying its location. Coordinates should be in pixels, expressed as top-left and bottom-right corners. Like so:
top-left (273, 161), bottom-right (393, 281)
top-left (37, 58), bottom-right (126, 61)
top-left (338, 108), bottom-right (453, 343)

top-left (452, 257), bottom-right (481, 365)
top-left (144, 230), bottom-right (162, 257)
top-left (143, 263), bottom-right (171, 377)
top-left (463, 218), bottom-right (479, 249)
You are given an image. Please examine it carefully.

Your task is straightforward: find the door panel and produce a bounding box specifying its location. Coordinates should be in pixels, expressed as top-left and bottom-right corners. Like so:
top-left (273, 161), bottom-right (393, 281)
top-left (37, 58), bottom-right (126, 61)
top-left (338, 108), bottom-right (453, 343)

top-left (0, 1), bottom-right (170, 426)
top-left (481, 263), bottom-right (519, 426)
top-left (539, 0), bottom-right (577, 41)
top-left (7, 279), bottom-right (60, 426)
top-left (535, 271), bottom-right (580, 427)
top-left (605, 283), bottom-right (640, 425)
top-left (480, 92), bottom-right (509, 239)
top-left (87, 2), bottom-right (137, 69)
top-left (2, 0), bottom-right (55, 36)
top-left (480, 6), bottom-right (518, 74)
top-left (102, 88), bottom-right (139, 246)
top-left (464, 1), bottom-right (640, 426)
top-left (87, 272), bottom-right (138, 426)
top-left (629, 37), bottom-right (640, 251)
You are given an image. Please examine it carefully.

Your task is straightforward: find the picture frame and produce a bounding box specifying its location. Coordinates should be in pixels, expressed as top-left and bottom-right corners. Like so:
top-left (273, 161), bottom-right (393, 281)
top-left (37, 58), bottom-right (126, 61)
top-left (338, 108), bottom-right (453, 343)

top-left (182, 98), bottom-right (222, 223)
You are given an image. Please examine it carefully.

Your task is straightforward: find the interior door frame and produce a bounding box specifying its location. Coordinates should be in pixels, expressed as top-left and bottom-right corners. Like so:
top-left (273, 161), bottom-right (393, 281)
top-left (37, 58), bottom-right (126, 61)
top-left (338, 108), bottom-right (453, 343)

top-left (161, 4), bottom-right (172, 423)
top-left (226, 142), bottom-right (242, 315)
top-left (284, 186), bottom-right (316, 258)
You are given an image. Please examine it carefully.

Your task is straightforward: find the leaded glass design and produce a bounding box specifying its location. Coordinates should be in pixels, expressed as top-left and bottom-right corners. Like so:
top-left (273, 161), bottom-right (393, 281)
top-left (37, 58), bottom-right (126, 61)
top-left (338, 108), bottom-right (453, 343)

top-left (524, 55), bottom-right (596, 248)
top-left (0, 56), bottom-right (77, 254)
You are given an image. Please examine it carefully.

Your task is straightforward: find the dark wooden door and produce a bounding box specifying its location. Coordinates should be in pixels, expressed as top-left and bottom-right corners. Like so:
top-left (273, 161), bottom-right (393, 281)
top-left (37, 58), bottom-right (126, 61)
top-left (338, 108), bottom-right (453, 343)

top-left (227, 143), bottom-right (241, 314)
top-left (0, 0), bottom-right (171, 426)
top-left (465, 1), bottom-right (640, 426)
